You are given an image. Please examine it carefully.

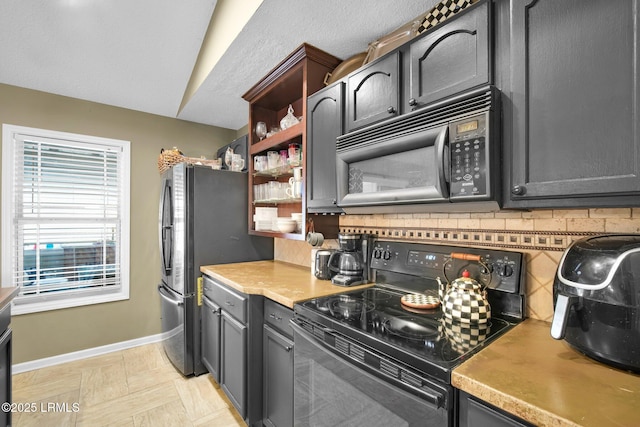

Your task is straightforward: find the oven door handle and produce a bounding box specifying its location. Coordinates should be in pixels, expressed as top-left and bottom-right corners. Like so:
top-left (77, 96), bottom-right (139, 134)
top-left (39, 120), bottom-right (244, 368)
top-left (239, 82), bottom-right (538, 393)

top-left (291, 319), bottom-right (446, 409)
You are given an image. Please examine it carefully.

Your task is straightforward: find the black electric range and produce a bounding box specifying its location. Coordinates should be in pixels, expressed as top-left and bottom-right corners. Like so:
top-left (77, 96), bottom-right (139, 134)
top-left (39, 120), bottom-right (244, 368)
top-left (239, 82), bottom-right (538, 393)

top-left (293, 239), bottom-right (526, 384)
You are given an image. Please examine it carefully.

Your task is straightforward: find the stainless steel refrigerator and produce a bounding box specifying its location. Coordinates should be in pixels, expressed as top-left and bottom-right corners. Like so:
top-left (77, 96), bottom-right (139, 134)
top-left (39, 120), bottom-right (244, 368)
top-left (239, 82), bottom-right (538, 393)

top-left (157, 162), bottom-right (273, 376)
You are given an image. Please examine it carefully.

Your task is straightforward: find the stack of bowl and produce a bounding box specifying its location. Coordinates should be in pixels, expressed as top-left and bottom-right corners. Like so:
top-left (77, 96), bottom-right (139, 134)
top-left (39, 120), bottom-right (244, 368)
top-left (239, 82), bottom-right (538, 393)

top-left (276, 217), bottom-right (297, 233)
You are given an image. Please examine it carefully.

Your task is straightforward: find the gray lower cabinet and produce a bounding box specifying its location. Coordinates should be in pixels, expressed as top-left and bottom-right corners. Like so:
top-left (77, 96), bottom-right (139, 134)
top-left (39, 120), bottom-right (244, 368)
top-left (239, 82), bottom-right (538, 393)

top-left (503, 0), bottom-right (640, 208)
top-left (0, 304), bottom-right (11, 427)
top-left (202, 275), bottom-right (263, 427)
top-left (201, 296), bottom-right (221, 382)
top-left (306, 81), bottom-right (344, 213)
top-left (458, 390), bottom-right (533, 427)
top-left (262, 325), bottom-right (293, 427)
top-left (221, 311), bottom-right (247, 417)
top-left (262, 299), bottom-right (294, 427)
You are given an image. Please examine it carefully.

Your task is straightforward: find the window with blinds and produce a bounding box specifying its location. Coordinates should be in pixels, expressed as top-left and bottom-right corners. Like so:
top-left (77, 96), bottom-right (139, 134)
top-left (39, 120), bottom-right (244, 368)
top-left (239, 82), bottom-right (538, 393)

top-left (2, 124), bottom-right (130, 314)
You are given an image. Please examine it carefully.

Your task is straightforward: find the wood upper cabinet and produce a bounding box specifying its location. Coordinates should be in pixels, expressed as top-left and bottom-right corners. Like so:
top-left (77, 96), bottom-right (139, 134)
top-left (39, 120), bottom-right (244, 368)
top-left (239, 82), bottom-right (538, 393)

top-left (345, 52), bottom-right (400, 132)
top-left (405, 0), bottom-right (490, 111)
top-left (242, 44), bottom-right (341, 239)
top-left (506, 0), bottom-right (640, 207)
top-left (306, 81), bottom-right (344, 214)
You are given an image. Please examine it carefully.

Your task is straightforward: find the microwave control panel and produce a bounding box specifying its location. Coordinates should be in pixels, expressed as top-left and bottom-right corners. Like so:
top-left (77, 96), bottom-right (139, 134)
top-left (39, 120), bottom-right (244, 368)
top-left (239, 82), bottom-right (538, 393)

top-left (449, 113), bottom-right (489, 199)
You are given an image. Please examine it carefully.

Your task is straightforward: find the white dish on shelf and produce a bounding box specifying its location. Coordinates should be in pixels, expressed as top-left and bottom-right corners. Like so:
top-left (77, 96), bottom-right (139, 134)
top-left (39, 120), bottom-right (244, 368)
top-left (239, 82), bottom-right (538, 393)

top-left (255, 220), bottom-right (272, 231)
top-left (276, 219), bottom-right (297, 233)
top-left (255, 207), bottom-right (278, 220)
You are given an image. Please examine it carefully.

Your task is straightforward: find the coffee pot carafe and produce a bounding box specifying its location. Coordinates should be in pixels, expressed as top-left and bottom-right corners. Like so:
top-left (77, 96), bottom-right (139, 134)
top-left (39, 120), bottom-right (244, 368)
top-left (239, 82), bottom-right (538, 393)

top-left (327, 233), bottom-right (371, 286)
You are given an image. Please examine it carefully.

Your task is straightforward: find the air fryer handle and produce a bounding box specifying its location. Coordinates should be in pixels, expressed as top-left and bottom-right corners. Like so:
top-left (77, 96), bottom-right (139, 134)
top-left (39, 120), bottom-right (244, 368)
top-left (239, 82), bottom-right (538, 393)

top-left (550, 293), bottom-right (580, 340)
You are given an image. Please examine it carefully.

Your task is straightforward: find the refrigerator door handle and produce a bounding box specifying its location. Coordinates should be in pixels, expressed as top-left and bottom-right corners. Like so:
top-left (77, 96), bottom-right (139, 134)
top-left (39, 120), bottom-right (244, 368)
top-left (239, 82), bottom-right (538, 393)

top-left (158, 285), bottom-right (183, 306)
top-left (159, 179), bottom-right (174, 275)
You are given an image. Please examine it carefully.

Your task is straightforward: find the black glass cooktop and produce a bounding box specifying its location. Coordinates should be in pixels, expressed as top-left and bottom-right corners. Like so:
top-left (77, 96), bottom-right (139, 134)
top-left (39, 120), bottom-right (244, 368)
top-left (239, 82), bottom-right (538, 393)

top-left (294, 285), bottom-right (514, 383)
top-left (295, 240), bottom-right (525, 383)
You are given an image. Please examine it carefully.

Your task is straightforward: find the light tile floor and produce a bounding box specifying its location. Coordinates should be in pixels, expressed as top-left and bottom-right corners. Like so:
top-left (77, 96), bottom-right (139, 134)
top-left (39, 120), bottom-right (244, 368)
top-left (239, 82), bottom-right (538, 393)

top-left (11, 343), bottom-right (246, 426)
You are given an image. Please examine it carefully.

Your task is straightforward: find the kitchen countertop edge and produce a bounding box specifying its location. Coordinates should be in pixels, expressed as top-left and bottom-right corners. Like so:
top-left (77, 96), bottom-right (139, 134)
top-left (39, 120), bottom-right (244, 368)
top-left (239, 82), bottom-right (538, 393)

top-left (200, 260), bottom-right (373, 309)
top-left (452, 318), bottom-right (640, 427)
top-left (0, 287), bottom-right (19, 312)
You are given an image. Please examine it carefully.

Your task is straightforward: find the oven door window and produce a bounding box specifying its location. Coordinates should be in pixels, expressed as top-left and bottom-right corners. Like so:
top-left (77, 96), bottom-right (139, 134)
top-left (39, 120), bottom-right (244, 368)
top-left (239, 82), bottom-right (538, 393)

top-left (293, 325), bottom-right (450, 427)
top-left (337, 125), bottom-right (449, 207)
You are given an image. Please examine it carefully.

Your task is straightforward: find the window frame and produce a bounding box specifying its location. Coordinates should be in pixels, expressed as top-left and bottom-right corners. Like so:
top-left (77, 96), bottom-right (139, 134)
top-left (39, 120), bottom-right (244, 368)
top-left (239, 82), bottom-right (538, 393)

top-left (2, 124), bottom-right (131, 315)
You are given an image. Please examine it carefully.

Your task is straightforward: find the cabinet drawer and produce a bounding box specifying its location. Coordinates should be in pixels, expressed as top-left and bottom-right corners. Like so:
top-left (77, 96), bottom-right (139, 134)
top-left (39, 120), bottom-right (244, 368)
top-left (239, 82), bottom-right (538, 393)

top-left (203, 275), bottom-right (247, 323)
top-left (264, 299), bottom-right (294, 338)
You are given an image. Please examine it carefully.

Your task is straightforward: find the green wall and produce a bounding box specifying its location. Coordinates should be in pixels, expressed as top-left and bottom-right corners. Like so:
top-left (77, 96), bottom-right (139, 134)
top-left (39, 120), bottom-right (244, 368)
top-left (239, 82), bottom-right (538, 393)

top-left (0, 83), bottom-right (240, 364)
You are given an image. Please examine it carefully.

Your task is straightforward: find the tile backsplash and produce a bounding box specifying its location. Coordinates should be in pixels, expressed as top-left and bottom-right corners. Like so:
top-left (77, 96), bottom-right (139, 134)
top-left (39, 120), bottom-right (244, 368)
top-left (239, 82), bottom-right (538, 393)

top-left (275, 208), bottom-right (640, 322)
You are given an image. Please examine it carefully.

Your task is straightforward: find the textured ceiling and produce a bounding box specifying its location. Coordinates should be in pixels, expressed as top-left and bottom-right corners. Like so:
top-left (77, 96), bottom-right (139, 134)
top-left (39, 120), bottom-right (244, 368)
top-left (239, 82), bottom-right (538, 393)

top-left (0, 0), bottom-right (436, 131)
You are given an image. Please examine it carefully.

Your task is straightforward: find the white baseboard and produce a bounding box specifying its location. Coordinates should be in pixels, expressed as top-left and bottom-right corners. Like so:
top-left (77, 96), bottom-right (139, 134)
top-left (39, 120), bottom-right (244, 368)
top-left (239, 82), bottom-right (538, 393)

top-left (12, 333), bottom-right (164, 374)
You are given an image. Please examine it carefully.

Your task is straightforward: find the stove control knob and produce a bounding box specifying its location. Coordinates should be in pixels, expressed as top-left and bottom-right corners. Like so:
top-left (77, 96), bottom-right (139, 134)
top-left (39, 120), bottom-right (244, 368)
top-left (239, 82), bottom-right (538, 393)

top-left (480, 263), bottom-right (494, 274)
top-left (497, 264), bottom-right (513, 277)
top-left (373, 249), bottom-right (382, 259)
top-left (502, 264), bottom-right (514, 277)
top-left (383, 250), bottom-right (391, 261)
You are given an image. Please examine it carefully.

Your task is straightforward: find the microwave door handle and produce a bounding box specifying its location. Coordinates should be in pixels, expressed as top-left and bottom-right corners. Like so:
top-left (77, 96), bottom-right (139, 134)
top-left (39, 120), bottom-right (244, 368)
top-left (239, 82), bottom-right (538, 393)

top-left (434, 125), bottom-right (450, 198)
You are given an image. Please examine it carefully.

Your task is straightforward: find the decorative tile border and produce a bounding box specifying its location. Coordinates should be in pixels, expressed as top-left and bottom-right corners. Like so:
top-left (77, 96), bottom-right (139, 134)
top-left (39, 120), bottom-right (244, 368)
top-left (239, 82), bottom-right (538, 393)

top-left (339, 226), bottom-right (601, 251)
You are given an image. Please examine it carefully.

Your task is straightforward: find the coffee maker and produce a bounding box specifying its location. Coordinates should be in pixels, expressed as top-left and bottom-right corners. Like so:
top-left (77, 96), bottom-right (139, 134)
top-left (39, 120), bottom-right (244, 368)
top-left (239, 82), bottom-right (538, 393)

top-left (327, 233), bottom-right (373, 286)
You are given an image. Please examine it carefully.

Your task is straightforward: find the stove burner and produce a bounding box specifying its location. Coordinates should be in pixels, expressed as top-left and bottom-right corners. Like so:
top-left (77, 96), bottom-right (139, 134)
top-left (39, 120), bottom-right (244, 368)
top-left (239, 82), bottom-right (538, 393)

top-left (381, 315), bottom-right (440, 341)
top-left (327, 295), bottom-right (375, 320)
top-left (362, 287), bottom-right (394, 302)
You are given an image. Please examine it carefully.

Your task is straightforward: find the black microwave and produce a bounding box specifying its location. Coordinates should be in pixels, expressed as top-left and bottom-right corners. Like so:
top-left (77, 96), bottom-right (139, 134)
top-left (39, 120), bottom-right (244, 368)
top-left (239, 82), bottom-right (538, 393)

top-left (336, 86), bottom-right (501, 213)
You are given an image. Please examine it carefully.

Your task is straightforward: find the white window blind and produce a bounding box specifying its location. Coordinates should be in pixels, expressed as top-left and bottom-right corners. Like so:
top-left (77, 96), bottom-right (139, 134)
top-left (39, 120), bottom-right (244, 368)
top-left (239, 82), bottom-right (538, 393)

top-left (2, 125), bottom-right (130, 314)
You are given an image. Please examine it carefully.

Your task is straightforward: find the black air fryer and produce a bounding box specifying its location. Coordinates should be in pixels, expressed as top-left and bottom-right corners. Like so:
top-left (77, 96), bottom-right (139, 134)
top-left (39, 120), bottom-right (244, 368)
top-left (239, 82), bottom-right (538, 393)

top-left (551, 234), bottom-right (640, 372)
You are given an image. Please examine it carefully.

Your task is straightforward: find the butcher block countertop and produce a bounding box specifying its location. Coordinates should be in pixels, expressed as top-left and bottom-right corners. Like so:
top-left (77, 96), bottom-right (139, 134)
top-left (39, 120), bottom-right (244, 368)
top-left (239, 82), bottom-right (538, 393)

top-left (452, 318), bottom-right (640, 427)
top-left (200, 260), bottom-right (372, 309)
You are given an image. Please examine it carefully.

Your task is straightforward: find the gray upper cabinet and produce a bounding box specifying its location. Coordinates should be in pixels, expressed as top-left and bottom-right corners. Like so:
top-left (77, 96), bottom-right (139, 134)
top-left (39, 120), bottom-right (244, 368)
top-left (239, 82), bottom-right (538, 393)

top-left (346, 52), bottom-right (400, 132)
top-left (344, 1), bottom-right (491, 133)
top-left (306, 81), bottom-right (344, 213)
top-left (405, 0), bottom-right (491, 111)
top-left (506, 0), bottom-right (640, 207)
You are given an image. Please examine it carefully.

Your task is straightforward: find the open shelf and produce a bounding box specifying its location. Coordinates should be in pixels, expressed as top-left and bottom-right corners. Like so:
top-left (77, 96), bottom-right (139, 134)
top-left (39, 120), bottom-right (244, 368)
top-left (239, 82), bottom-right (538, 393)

top-left (242, 43), bottom-right (342, 240)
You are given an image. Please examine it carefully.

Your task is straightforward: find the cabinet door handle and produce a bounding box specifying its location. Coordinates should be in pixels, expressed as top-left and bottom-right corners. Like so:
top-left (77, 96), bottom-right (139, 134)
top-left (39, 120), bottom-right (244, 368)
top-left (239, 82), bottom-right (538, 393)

top-left (387, 106), bottom-right (396, 114)
top-left (511, 185), bottom-right (526, 196)
top-left (269, 313), bottom-right (282, 321)
top-left (284, 346), bottom-right (292, 352)
top-left (225, 301), bottom-right (234, 307)
top-left (408, 98), bottom-right (418, 107)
